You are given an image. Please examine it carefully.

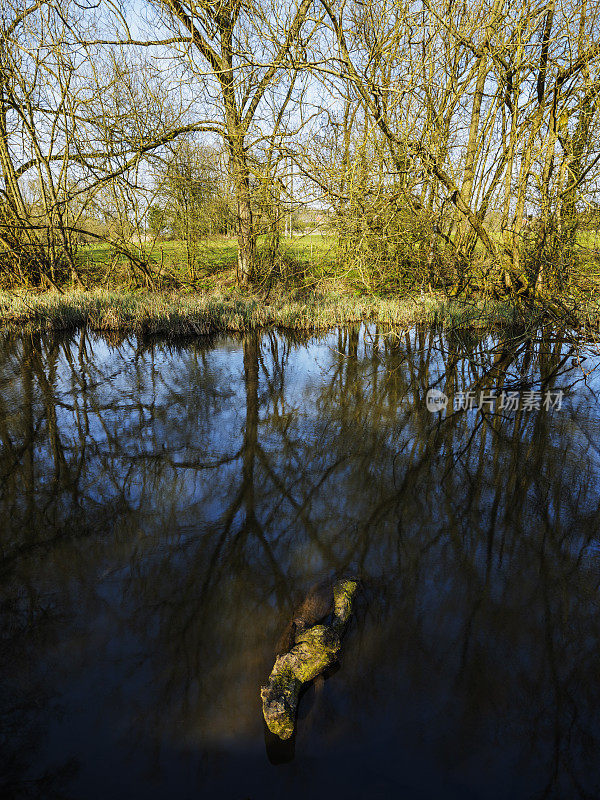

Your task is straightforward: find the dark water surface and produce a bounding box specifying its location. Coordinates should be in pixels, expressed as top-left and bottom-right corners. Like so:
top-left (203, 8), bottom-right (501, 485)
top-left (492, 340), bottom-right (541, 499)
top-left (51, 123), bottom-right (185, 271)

top-left (2, 325), bottom-right (600, 800)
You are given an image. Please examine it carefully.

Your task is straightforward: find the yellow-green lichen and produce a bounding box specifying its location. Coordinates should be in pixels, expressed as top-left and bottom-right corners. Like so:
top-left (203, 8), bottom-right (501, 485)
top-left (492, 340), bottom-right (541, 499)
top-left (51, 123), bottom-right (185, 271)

top-left (261, 579), bottom-right (359, 739)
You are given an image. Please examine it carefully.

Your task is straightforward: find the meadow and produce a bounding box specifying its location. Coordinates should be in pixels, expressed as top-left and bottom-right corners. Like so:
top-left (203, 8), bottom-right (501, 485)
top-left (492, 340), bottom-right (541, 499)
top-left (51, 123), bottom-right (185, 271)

top-left (1, 232), bottom-right (597, 335)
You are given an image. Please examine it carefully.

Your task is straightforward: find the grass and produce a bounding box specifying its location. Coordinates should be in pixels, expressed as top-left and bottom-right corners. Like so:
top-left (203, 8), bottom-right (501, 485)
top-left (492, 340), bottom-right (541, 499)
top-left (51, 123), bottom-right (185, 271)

top-left (69, 234), bottom-right (341, 296)
top-left (76, 234), bottom-right (335, 271)
top-left (0, 286), bottom-right (578, 337)
top-left (2, 234), bottom-right (599, 336)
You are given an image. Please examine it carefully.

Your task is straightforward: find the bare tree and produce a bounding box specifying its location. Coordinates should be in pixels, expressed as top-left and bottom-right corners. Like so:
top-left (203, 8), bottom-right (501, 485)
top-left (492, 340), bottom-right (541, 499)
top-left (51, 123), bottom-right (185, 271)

top-left (0, 0), bottom-right (208, 287)
top-left (141, 0), bottom-right (317, 284)
top-left (313, 0), bottom-right (600, 295)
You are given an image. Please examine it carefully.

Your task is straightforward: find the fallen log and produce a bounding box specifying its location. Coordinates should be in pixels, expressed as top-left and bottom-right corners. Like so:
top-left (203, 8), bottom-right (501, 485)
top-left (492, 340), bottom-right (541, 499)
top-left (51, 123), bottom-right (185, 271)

top-left (261, 578), bottom-right (359, 740)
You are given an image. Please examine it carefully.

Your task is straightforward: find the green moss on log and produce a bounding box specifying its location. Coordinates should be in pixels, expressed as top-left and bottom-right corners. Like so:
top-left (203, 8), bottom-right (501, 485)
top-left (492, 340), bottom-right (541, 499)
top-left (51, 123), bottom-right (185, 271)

top-left (261, 579), bottom-right (358, 740)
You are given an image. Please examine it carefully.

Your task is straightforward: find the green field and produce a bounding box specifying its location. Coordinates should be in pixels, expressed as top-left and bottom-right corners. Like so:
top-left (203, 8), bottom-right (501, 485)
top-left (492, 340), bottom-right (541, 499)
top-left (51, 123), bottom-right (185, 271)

top-left (2, 231), bottom-right (599, 334)
top-left (75, 234), bottom-right (339, 291)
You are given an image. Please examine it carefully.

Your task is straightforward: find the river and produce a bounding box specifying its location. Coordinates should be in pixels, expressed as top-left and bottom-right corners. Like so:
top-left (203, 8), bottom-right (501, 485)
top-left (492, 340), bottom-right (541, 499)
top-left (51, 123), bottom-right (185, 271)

top-left (1, 324), bottom-right (600, 799)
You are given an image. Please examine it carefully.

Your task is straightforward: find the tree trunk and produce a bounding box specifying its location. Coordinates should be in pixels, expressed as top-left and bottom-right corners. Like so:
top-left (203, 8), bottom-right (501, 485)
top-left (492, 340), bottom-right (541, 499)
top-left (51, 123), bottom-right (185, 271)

top-left (225, 126), bottom-right (255, 286)
top-left (0, 78), bottom-right (26, 221)
top-left (237, 189), bottom-right (255, 285)
top-left (261, 579), bottom-right (359, 740)
top-left (511, 4), bottom-right (554, 282)
top-left (458, 54), bottom-right (488, 250)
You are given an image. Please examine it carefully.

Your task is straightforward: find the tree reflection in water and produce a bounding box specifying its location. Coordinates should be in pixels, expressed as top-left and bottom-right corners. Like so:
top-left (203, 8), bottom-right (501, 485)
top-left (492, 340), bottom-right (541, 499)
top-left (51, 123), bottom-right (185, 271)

top-left (1, 325), bottom-right (599, 799)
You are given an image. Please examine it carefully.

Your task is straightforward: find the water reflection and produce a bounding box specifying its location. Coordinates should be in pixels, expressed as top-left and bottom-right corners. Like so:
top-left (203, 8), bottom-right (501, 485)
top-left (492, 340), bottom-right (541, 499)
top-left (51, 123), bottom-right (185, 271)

top-left (1, 325), bottom-right (600, 799)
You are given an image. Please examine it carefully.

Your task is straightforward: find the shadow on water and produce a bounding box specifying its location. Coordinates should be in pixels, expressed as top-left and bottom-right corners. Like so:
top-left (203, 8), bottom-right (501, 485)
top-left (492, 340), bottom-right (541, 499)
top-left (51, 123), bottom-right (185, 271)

top-left (264, 723), bottom-right (295, 765)
top-left (1, 323), bottom-right (600, 798)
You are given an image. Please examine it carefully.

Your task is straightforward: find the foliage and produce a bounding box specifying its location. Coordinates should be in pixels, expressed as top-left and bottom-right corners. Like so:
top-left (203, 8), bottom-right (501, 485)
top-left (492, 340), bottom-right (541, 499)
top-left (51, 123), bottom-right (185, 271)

top-left (2, 0), bottom-right (600, 301)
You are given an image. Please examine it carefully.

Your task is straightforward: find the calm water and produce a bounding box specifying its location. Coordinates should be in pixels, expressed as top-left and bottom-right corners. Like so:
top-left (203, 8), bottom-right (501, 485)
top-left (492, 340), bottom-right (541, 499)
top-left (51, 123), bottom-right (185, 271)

top-left (1, 325), bottom-right (600, 799)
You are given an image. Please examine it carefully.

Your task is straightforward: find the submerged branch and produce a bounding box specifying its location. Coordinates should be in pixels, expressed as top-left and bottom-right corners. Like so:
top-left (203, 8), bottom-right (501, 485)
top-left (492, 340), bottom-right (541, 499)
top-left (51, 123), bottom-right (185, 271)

top-left (261, 578), bottom-right (358, 740)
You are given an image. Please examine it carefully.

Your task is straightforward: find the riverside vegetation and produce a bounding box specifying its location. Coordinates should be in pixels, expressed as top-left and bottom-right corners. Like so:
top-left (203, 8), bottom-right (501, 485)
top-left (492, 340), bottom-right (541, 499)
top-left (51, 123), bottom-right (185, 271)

top-left (1, 234), bottom-right (599, 336)
top-left (3, 0), bottom-right (600, 336)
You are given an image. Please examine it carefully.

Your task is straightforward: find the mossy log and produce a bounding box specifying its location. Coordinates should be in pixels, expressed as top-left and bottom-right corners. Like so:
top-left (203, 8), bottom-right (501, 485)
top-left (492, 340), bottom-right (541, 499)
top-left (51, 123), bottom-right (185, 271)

top-left (261, 579), bottom-right (358, 740)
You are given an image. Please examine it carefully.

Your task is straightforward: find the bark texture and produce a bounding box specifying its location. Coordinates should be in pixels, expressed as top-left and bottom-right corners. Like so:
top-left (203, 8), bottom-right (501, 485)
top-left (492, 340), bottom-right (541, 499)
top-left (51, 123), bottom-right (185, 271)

top-left (261, 579), bottom-right (358, 740)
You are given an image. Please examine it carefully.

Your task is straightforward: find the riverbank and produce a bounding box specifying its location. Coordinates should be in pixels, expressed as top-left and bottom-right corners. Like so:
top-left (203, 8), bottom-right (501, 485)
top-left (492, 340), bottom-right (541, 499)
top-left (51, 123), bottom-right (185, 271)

top-left (0, 288), bottom-right (594, 336)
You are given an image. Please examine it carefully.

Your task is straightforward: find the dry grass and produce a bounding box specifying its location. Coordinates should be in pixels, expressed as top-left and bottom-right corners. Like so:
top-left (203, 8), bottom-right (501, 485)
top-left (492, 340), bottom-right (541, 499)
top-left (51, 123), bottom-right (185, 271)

top-left (0, 288), bottom-right (538, 336)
